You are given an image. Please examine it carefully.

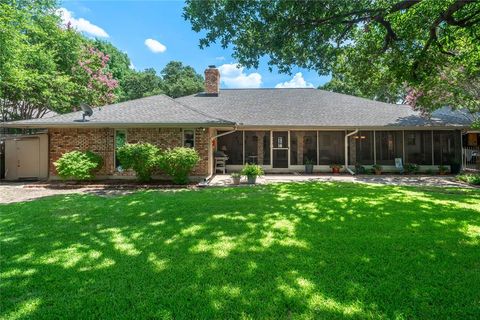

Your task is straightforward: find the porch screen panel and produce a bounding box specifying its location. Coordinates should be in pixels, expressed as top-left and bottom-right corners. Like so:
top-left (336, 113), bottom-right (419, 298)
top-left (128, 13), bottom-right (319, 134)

top-left (375, 131), bottom-right (403, 165)
top-left (318, 131), bottom-right (345, 165)
top-left (244, 131), bottom-right (270, 165)
top-left (350, 131), bottom-right (374, 165)
top-left (433, 130), bottom-right (459, 165)
top-left (290, 131), bottom-right (317, 165)
top-left (217, 131), bottom-right (243, 165)
top-left (405, 131), bottom-right (432, 165)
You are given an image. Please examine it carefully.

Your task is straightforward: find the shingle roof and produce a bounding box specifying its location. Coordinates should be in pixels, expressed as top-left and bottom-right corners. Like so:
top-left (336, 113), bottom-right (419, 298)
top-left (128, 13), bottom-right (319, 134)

top-left (3, 89), bottom-right (473, 129)
top-left (177, 88), bottom-right (472, 128)
top-left (3, 94), bottom-right (234, 128)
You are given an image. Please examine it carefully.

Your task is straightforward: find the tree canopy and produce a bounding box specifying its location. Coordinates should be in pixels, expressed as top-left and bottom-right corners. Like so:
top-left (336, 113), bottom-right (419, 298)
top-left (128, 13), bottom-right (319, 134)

top-left (160, 61), bottom-right (204, 98)
top-left (184, 0), bottom-right (480, 119)
top-left (0, 0), bottom-right (117, 121)
top-left (1, 1), bottom-right (205, 121)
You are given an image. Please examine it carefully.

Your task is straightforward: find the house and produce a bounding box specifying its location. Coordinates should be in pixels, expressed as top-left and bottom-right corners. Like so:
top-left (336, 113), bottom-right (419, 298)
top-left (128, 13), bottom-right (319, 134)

top-left (2, 66), bottom-right (477, 181)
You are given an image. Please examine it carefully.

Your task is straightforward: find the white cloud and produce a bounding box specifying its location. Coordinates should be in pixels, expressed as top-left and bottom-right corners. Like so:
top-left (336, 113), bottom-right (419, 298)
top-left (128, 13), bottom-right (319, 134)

top-left (275, 72), bottom-right (314, 88)
top-left (215, 56), bottom-right (225, 61)
top-left (218, 63), bottom-right (262, 88)
top-left (144, 38), bottom-right (167, 53)
top-left (57, 8), bottom-right (109, 38)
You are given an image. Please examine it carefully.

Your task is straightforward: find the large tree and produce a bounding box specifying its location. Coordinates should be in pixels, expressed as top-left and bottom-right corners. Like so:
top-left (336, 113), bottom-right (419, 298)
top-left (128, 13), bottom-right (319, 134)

top-left (0, 0), bottom-right (118, 121)
top-left (184, 0), bottom-right (480, 118)
top-left (160, 61), bottom-right (204, 98)
top-left (121, 68), bottom-right (163, 101)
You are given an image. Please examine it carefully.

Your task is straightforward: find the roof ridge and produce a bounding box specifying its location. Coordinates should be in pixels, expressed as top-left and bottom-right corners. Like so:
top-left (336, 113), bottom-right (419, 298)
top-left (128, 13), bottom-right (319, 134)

top-left (170, 94), bottom-right (236, 124)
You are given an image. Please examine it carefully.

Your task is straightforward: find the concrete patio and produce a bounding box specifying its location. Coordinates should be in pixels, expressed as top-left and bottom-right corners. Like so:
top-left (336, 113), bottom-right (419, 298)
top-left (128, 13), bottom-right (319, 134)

top-left (208, 173), bottom-right (470, 188)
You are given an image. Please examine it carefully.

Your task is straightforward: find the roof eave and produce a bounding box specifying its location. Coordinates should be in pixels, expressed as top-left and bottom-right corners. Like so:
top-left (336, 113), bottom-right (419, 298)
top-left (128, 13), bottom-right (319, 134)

top-left (2, 121), bottom-right (236, 129)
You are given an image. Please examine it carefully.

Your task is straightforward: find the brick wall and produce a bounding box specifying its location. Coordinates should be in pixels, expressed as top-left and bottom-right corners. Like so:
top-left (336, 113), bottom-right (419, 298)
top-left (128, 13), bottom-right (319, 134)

top-left (49, 128), bottom-right (115, 176)
top-left (204, 67), bottom-right (220, 95)
top-left (48, 127), bottom-right (211, 178)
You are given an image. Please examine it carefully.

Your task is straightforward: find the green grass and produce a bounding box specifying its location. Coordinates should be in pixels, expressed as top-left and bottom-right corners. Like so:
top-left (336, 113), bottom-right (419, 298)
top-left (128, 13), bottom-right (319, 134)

top-left (1, 183), bottom-right (479, 319)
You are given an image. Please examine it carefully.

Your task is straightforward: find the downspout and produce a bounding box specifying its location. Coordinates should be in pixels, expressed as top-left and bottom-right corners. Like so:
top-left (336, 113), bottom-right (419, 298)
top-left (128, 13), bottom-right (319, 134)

top-left (345, 129), bottom-right (358, 175)
top-left (203, 125), bottom-right (238, 183)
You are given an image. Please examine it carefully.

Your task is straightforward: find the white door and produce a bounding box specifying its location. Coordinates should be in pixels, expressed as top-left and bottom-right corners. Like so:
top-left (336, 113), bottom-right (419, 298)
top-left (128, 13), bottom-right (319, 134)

top-left (16, 138), bottom-right (40, 179)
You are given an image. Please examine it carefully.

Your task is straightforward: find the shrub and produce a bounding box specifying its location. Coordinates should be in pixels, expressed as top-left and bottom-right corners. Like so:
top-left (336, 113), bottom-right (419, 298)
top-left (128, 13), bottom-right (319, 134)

top-left (241, 164), bottom-right (264, 177)
top-left (404, 163), bottom-right (419, 174)
top-left (159, 147), bottom-right (200, 184)
top-left (116, 143), bottom-right (160, 182)
top-left (54, 150), bottom-right (102, 181)
top-left (354, 163), bottom-right (366, 174)
top-left (438, 165), bottom-right (449, 174)
top-left (457, 173), bottom-right (480, 185)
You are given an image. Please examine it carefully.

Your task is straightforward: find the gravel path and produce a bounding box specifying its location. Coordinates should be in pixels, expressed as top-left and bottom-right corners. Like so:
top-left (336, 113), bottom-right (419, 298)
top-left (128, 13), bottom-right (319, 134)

top-left (0, 182), bottom-right (134, 204)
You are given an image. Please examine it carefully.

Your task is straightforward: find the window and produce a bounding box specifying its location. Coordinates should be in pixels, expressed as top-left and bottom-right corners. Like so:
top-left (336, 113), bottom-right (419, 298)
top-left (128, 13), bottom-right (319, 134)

top-left (115, 129), bottom-right (127, 169)
top-left (433, 131), bottom-right (459, 165)
top-left (244, 131), bottom-right (270, 165)
top-left (375, 131), bottom-right (403, 165)
top-left (318, 131), bottom-right (345, 165)
top-left (183, 129), bottom-right (195, 148)
top-left (350, 131), bottom-right (374, 165)
top-left (405, 131), bottom-right (432, 165)
top-left (217, 131), bottom-right (244, 165)
top-left (290, 131), bottom-right (317, 165)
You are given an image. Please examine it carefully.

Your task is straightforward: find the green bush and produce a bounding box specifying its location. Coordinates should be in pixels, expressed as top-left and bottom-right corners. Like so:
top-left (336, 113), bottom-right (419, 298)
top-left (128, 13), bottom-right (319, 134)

top-left (241, 164), bottom-right (264, 177)
top-left (457, 173), bottom-right (480, 185)
top-left (354, 163), bottom-right (366, 174)
top-left (116, 143), bottom-right (160, 182)
top-left (404, 163), bottom-right (419, 174)
top-left (159, 147), bottom-right (200, 184)
top-left (54, 150), bottom-right (102, 181)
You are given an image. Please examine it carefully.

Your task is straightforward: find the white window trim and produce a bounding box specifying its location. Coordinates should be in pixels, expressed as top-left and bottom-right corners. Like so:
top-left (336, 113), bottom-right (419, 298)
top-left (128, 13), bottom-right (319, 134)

top-left (183, 129), bottom-right (195, 148)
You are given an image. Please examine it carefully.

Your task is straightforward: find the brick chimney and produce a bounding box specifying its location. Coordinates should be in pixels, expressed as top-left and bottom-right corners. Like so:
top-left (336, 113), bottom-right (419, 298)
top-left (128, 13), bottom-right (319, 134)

top-left (204, 65), bottom-right (220, 96)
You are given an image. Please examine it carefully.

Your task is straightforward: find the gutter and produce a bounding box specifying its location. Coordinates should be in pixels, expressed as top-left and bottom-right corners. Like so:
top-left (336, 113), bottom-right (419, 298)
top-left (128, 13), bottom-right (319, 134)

top-left (344, 129), bottom-right (358, 175)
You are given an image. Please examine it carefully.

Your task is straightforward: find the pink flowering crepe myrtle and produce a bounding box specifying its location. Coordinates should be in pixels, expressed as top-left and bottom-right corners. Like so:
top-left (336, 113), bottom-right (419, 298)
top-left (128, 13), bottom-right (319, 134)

top-left (73, 46), bottom-right (118, 107)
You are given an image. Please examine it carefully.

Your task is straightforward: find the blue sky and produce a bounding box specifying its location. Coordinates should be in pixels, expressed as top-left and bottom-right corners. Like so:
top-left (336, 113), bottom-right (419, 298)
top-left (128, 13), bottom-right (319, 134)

top-left (61, 0), bottom-right (331, 89)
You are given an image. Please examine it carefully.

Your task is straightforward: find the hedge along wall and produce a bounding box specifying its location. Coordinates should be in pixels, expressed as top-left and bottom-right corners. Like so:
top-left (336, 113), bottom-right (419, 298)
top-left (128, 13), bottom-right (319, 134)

top-left (48, 127), bottom-right (211, 178)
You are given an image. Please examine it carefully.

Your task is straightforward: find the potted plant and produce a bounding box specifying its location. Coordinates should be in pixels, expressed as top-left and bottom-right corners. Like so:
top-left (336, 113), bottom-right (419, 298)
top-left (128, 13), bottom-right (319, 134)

top-left (354, 163), bottom-right (366, 174)
top-left (304, 158), bottom-right (314, 174)
top-left (438, 165), bottom-right (449, 175)
top-left (231, 172), bottom-right (241, 185)
top-left (241, 164), bottom-right (264, 184)
top-left (329, 164), bottom-right (342, 174)
top-left (372, 164), bottom-right (383, 175)
top-left (404, 163), bottom-right (419, 175)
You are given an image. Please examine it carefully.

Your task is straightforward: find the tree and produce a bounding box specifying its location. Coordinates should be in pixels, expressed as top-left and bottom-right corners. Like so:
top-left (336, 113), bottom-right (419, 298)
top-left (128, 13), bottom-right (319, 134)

top-left (161, 61), bottom-right (204, 98)
top-left (92, 39), bottom-right (132, 101)
top-left (71, 46), bottom-right (118, 107)
top-left (184, 0), bottom-right (480, 116)
top-left (92, 39), bottom-right (131, 81)
top-left (121, 68), bottom-right (163, 101)
top-left (0, 0), bottom-right (118, 121)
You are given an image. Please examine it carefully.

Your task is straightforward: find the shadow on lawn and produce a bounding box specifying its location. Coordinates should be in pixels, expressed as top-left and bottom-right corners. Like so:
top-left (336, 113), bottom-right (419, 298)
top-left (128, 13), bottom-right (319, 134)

top-left (1, 183), bottom-right (479, 319)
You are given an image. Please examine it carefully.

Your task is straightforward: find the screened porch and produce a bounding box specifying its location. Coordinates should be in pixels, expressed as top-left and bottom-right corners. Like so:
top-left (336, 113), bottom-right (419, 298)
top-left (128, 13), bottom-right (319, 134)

top-left (215, 129), bottom-right (463, 172)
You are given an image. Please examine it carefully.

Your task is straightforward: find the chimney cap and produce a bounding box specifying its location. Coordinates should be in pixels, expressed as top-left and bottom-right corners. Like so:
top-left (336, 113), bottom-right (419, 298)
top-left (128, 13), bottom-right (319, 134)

top-left (208, 65), bottom-right (217, 68)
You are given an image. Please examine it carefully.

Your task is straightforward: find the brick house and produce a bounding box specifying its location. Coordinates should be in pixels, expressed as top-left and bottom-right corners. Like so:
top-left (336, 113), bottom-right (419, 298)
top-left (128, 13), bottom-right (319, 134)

top-left (3, 66), bottom-right (477, 180)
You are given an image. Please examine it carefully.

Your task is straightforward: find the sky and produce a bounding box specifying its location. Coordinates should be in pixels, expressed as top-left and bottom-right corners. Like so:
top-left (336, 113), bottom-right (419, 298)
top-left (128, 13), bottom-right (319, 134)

top-left (60, 0), bottom-right (331, 89)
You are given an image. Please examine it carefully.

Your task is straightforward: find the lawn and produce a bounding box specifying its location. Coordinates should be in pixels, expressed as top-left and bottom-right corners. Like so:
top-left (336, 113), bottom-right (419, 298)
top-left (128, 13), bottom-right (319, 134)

top-left (1, 182), bottom-right (479, 319)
